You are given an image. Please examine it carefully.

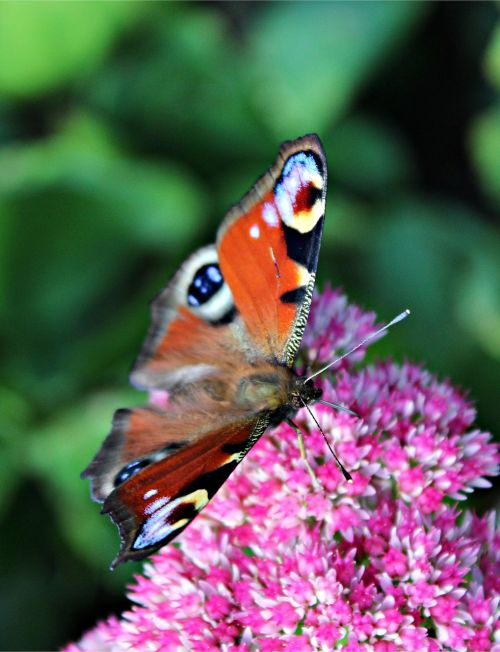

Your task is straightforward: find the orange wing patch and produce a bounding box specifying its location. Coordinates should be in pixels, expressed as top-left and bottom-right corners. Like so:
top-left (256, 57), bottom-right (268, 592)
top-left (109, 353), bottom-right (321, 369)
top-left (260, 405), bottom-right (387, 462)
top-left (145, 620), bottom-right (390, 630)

top-left (132, 307), bottom-right (219, 388)
top-left (218, 191), bottom-right (305, 361)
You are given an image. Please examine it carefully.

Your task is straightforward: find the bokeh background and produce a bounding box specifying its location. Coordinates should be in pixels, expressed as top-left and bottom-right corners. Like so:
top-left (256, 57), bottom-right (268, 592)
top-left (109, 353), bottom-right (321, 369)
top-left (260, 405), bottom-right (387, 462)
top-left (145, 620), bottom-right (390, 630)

top-left (1, 2), bottom-right (499, 650)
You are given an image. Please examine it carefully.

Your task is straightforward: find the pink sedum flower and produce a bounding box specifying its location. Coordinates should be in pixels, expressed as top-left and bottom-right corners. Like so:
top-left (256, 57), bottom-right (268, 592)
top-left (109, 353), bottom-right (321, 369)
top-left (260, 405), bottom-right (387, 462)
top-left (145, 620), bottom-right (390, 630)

top-left (66, 288), bottom-right (500, 652)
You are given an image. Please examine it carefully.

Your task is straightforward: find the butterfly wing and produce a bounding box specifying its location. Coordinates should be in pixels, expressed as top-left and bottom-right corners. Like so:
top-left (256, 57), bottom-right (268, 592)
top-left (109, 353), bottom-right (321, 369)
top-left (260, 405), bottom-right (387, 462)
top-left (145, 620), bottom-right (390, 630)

top-left (218, 133), bottom-right (327, 366)
top-left (83, 407), bottom-right (269, 567)
top-left (130, 243), bottom-right (239, 393)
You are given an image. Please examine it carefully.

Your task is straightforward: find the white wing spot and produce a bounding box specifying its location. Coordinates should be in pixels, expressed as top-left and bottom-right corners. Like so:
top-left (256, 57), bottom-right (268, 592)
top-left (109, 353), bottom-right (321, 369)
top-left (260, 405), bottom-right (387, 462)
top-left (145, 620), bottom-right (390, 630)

top-left (143, 489), bottom-right (158, 500)
top-left (250, 224), bottom-right (260, 239)
top-left (263, 203), bottom-right (279, 226)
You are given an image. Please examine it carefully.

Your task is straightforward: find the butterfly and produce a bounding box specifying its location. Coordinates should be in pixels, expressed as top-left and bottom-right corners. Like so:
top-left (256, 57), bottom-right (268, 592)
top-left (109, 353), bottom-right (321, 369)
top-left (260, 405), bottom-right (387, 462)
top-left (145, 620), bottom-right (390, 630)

top-left (83, 134), bottom-right (331, 569)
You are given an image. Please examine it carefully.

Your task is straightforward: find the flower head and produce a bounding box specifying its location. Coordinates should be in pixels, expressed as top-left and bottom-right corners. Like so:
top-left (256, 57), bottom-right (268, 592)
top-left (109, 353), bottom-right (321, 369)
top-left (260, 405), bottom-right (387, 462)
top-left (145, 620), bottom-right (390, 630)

top-left (66, 288), bottom-right (499, 652)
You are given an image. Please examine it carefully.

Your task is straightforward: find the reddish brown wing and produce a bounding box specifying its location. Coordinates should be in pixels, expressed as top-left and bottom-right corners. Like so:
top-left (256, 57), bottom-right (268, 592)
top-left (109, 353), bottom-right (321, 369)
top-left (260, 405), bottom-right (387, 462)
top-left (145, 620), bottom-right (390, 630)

top-left (84, 409), bottom-right (269, 568)
top-left (218, 134), bottom-right (327, 366)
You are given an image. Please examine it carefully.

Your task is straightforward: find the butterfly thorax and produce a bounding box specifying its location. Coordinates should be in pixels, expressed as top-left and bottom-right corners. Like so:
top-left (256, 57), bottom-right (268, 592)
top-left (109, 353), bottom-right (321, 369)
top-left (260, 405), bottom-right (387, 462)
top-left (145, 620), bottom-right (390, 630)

top-left (235, 365), bottom-right (322, 420)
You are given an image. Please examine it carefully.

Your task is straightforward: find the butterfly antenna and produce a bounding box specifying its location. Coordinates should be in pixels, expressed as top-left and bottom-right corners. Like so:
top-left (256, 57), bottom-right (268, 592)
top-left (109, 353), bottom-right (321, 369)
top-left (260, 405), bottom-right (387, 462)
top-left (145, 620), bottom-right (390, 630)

top-left (318, 399), bottom-right (359, 418)
top-left (301, 398), bottom-right (352, 482)
top-left (305, 308), bottom-right (411, 383)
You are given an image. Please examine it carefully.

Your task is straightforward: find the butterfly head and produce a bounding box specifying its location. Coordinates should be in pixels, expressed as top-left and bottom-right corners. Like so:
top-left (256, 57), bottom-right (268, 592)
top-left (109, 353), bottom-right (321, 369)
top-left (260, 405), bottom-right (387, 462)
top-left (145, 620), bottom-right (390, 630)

top-left (289, 376), bottom-right (322, 410)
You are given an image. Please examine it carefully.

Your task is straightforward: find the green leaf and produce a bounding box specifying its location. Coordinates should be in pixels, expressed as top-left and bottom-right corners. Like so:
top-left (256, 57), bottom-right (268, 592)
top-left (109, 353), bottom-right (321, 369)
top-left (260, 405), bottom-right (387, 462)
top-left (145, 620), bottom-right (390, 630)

top-left (0, 112), bottom-right (207, 249)
top-left (0, 386), bottom-right (32, 515)
top-left (324, 114), bottom-right (415, 194)
top-left (0, 113), bottom-right (207, 403)
top-left (456, 249), bottom-right (500, 360)
top-left (86, 5), bottom-right (265, 157)
top-left (484, 23), bottom-right (500, 90)
top-left (0, 2), bottom-right (144, 98)
top-left (469, 104), bottom-right (500, 206)
top-left (356, 198), bottom-right (497, 372)
top-left (0, 204), bottom-right (12, 323)
top-left (320, 192), bottom-right (369, 249)
top-left (336, 626), bottom-right (349, 647)
top-left (247, 2), bottom-right (427, 137)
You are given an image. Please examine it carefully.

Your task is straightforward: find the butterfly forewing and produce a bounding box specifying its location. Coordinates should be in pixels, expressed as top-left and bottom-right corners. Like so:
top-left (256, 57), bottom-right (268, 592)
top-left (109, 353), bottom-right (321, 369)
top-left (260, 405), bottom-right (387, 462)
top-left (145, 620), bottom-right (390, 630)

top-left (218, 135), bottom-right (327, 366)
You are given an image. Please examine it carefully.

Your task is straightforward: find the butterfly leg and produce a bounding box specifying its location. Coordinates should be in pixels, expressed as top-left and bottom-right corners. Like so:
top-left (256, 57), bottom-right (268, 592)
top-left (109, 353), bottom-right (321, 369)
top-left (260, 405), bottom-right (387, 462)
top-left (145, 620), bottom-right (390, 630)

top-left (286, 418), bottom-right (320, 489)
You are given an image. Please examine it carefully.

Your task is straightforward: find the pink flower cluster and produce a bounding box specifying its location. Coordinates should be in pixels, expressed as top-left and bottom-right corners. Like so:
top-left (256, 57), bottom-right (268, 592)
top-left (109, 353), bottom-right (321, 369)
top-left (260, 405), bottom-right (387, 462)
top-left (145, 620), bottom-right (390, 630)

top-left (66, 288), bottom-right (500, 652)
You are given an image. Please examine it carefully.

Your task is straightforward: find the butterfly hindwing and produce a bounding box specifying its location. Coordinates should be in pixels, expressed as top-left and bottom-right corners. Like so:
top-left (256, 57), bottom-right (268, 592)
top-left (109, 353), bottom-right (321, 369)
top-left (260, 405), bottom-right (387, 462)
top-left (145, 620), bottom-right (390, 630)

top-left (83, 407), bottom-right (196, 503)
top-left (130, 244), bottom-right (238, 392)
top-left (88, 411), bottom-right (269, 567)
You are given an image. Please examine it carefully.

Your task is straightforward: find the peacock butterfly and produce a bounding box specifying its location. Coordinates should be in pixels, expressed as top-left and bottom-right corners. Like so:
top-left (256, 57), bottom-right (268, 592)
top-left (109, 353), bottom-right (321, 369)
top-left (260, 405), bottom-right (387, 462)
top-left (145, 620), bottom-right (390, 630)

top-left (83, 134), bottom-right (332, 568)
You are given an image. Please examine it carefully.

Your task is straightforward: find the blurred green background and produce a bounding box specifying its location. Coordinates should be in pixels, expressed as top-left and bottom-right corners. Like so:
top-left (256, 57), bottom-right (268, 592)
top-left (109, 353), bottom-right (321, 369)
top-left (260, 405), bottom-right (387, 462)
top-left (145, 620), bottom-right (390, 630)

top-left (1, 2), bottom-right (499, 650)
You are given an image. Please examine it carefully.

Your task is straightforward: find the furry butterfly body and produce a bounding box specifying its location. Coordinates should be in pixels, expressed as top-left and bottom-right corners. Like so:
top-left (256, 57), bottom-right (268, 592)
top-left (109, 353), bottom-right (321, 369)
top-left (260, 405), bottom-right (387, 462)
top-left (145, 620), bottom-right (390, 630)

top-left (83, 134), bottom-right (327, 568)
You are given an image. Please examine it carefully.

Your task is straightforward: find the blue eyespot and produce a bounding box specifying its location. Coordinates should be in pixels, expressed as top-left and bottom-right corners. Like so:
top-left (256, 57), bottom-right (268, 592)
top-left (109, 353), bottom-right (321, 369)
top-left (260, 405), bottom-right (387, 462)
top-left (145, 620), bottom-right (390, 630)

top-left (187, 263), bottom-right (224, 307)
top-left (114, 459), bottom-right (150, 487)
